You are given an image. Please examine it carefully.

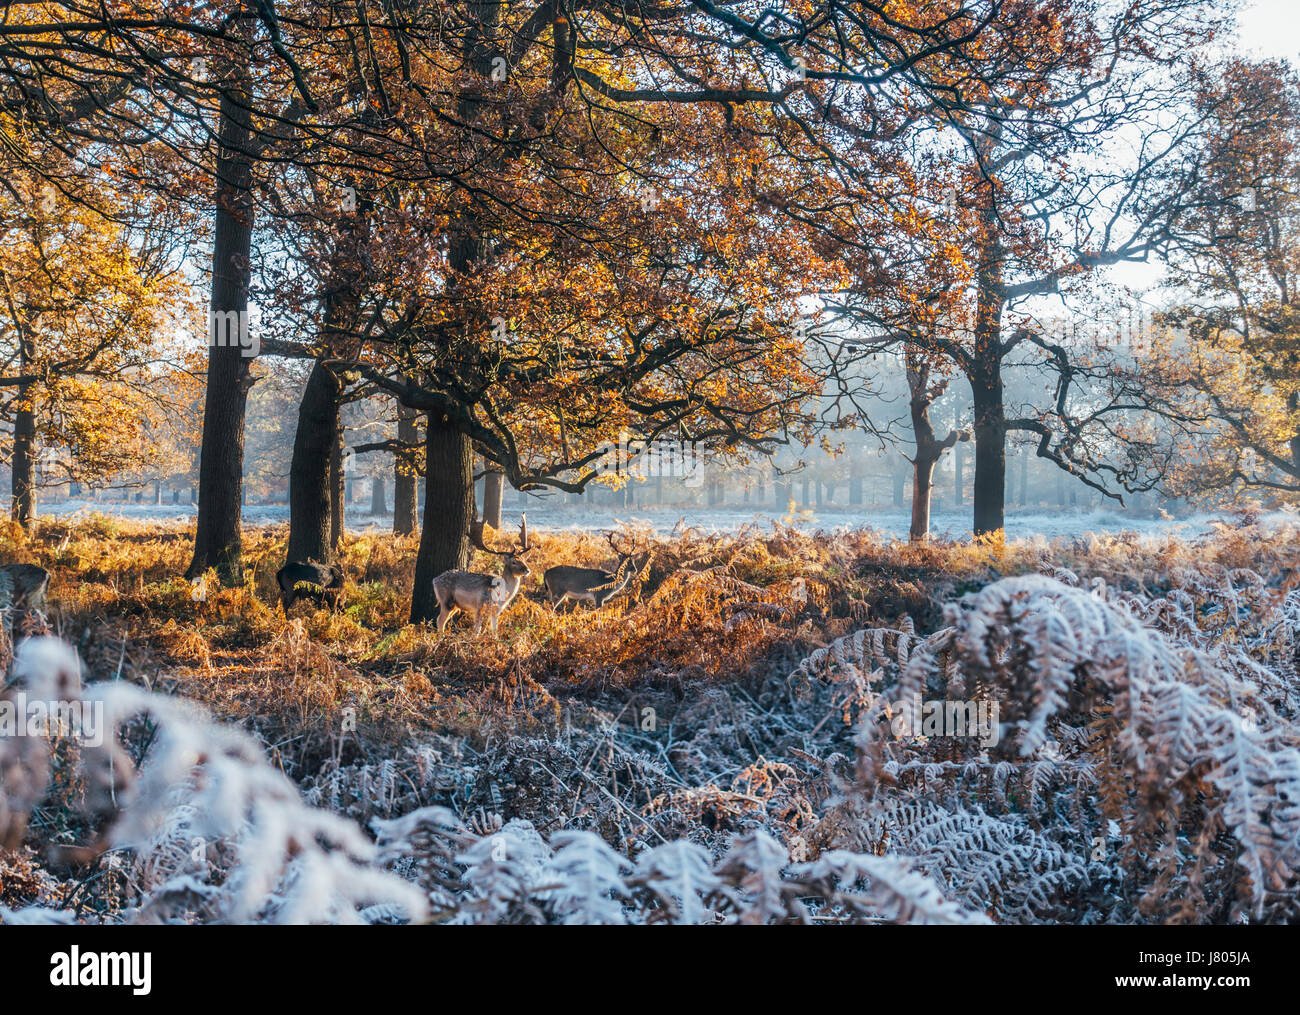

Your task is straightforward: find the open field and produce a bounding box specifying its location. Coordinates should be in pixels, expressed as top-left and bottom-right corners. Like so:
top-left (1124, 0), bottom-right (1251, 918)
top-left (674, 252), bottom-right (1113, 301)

top-left (2, 514), bottom-right (1297, 924)
top-left (37, 497), bottom-right (1293, 542)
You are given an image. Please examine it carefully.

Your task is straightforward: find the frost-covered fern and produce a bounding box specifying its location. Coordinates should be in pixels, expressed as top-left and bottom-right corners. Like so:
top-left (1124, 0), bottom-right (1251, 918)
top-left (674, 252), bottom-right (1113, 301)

top-left (796, 573), bottom-right (1300, 923)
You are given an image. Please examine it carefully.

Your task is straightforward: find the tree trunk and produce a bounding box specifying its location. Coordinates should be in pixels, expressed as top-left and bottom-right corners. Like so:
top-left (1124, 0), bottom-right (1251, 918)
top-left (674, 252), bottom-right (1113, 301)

top-left (409, 0), bottom-right (499, 591)
top-left (970, 183), bottom-right (1008, 538)
top-left (11, 326), bottom-right (37, 532)
top-left (910, 457), bottom-right (937, 543)
top-left (370, 476), bottom-right (387, 515)
top-left (330, 423), bottom-right (345, 551)
top-left (287, 361), bottom-right (340, 563)
top-left (393, 402), bottom-right (420, 535)
top-left (971, 377), bottom-right (1006, 536)
top-left (186, 50), bottom-right (255, 583)
top-left (410, 414), bottom-right (475, 623)
top-left (482, 468), bottom-right (504, 529)
top-left (905, 357), bottom-right (959, 543)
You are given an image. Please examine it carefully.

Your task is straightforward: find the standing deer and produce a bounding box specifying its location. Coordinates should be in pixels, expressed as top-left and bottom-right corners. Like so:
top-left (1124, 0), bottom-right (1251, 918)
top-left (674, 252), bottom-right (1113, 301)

top-left (543, 532), bottom-right (640, 611)
top-left (432, 516), bottom-right (532, 635)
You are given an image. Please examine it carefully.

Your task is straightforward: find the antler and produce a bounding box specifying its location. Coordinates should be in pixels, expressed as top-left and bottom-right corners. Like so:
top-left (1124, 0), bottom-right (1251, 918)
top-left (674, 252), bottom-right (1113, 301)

top-left (469, 519), bottom-right (499, 555)
top-left (471, 513), bottom-right (530, 557)
top-left (606, 530), bottom-right (634, 559)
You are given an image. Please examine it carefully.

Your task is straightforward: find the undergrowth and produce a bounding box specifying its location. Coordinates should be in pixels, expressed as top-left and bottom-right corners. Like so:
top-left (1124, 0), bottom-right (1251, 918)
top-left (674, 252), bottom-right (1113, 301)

top-left (1, 513), bottom-right (1297, 923)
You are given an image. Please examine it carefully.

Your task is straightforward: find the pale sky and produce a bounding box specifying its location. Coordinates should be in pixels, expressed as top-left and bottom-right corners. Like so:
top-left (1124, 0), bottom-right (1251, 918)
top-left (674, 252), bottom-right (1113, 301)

top-left (1236, 0), bottom-right (1300, 61)
top-left (1093, 1), bottom-right (1298, 300)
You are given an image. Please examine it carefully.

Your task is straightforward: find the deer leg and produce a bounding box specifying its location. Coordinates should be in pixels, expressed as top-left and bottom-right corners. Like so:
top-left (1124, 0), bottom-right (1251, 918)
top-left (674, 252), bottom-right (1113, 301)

top-left (1, 811), bottom-right (28, 852)
top-left (436, 602), bottom-right (454, 632)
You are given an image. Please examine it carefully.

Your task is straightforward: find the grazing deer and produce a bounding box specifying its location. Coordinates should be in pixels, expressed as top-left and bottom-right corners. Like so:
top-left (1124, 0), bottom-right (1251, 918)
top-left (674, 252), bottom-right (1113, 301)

top-left (275, 561), bottom-right (344, 614)
top-left (432, 516), bottom-right (533, 635)
top-left (0, 563), bottom-right (50, 611)
top-left (543, 533), bottom-right (640, 611)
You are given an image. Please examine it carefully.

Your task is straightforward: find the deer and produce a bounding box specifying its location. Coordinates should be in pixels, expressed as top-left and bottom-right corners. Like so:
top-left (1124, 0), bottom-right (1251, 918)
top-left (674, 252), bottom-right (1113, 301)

top-left (275, 561), bottom-right (345, 614)
top-left (0, 563), bottom-right (50, 611)
top-left (431, 515), bottom-right (533, 635)
top-left (543, 532), bottom-right (641, 611)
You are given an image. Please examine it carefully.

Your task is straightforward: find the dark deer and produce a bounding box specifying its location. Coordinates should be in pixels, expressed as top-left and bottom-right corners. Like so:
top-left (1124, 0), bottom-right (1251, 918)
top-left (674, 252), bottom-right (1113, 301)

top-left (275, 561), bottom-right (344, 614)
top-left (543, 532), bottom-right (640, 610)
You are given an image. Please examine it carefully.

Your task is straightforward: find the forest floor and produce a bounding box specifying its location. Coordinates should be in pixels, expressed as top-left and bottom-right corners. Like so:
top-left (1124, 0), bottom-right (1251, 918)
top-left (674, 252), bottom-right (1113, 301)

top-left (2, 509), bottom-right (1298, 923)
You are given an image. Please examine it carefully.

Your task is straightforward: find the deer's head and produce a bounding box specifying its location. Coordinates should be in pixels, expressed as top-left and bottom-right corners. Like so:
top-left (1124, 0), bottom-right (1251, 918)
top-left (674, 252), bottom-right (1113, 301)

top-left (472, 514), bottom-right (533, 582)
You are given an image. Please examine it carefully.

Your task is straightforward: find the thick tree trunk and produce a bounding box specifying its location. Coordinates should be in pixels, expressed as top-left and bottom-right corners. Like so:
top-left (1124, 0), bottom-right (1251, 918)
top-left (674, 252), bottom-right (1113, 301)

top-left (393, 402), bottom-right (420, 536)
top-left (330, 421), bottom-right (345, 551)
top-left (970, 181), bottom-right (1008, 538)
top-left (186, 55), bottom-right (255, 583)
top-left (410, 2), bottom-right (499, 590)
top-left (410, 414), bottom-right (475, 623)
top-left (971, 378), bottom-right (1006, 536)
top-left (287, 360), bottom-right (341, 563)
top-left (370, 476), bottom-right (387, 515)
top-left (481, 468), bottom-right (504, 529)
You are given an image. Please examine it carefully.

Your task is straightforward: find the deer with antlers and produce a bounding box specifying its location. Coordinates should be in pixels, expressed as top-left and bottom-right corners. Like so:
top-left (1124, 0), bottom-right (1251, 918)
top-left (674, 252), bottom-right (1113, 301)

top-left (543, 532), bottom-right (641, 611)
top-left (431, 516), bottom-right (533, 635)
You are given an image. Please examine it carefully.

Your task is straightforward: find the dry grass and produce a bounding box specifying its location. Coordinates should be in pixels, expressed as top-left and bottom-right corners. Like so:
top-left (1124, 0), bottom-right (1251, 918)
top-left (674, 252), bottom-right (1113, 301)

top-left (4, 507), bottom-right (1297, 922)
top-left (6, 513), bottom-right (1295, 755)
